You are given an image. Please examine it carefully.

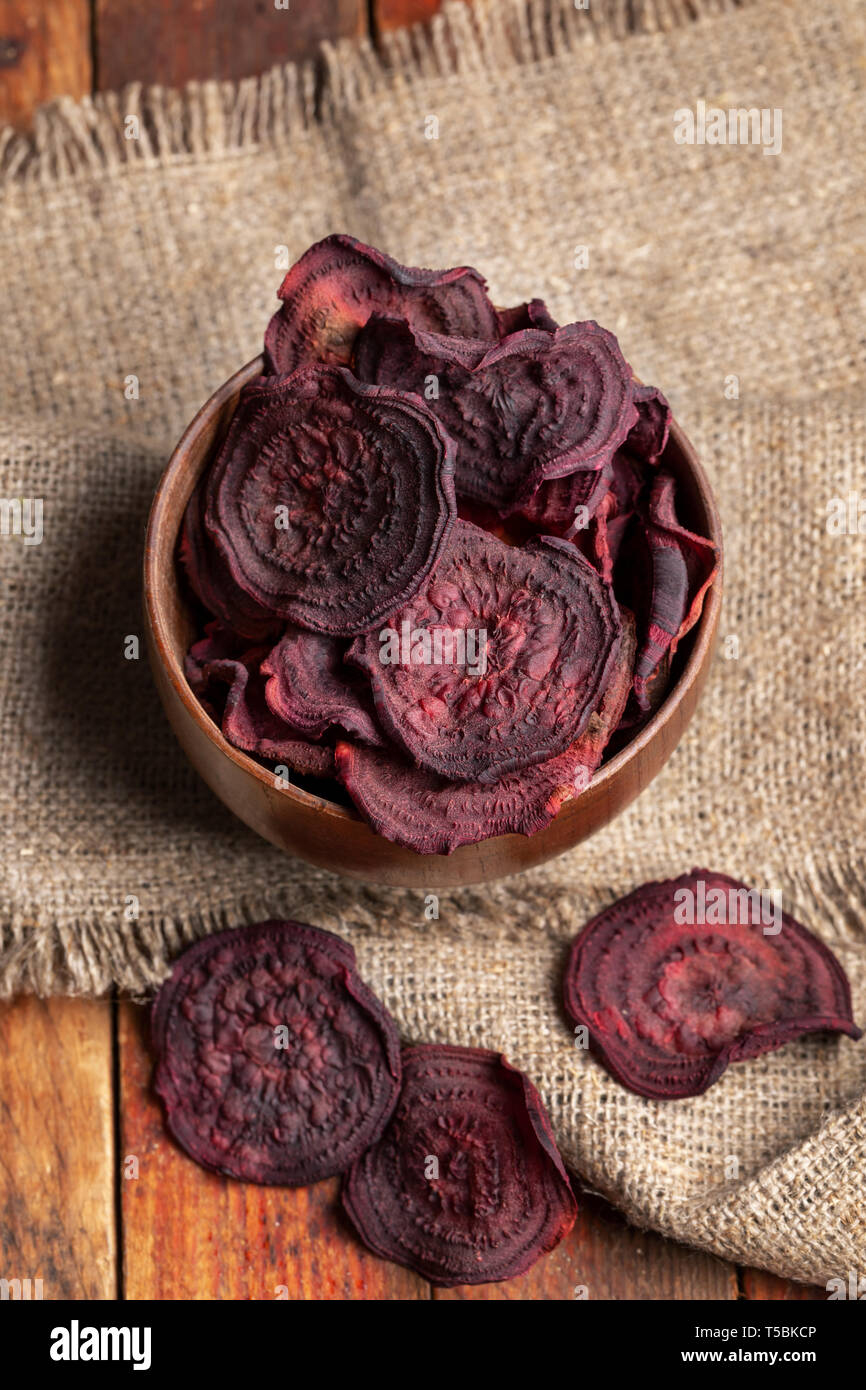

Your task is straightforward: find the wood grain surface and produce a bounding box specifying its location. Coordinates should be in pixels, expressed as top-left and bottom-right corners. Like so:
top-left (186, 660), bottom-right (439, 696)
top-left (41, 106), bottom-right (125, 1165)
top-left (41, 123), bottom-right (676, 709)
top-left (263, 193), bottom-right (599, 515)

top-left (94, 0), bottom-right (367, 91)
top-left (0, 0), bottom-right (831, 1304)
top-left (0, 0), bottom-right (91, 128)
top-left (118, 1001), bottom-right (426, 1300)
top-left (0, 998), bottom-right (115, 1299)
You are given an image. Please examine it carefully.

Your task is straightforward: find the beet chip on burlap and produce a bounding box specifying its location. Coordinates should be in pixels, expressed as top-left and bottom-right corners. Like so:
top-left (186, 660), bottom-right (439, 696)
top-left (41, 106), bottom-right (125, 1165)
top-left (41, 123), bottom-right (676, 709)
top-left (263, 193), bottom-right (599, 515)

top-left (564, 871), bottom-right (862, 1100)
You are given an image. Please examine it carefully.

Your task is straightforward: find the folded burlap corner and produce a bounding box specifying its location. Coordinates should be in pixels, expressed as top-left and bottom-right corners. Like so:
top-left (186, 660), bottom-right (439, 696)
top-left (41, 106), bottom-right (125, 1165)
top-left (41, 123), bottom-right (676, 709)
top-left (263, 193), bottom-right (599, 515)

top-left (1, 0), bottom-right (865, 1287)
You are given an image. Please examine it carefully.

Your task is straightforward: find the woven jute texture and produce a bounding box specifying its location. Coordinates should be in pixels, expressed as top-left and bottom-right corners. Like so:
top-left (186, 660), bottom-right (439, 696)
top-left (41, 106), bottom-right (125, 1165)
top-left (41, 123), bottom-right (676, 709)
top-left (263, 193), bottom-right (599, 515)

top-left (2, 0), bottom-right (865, 1287)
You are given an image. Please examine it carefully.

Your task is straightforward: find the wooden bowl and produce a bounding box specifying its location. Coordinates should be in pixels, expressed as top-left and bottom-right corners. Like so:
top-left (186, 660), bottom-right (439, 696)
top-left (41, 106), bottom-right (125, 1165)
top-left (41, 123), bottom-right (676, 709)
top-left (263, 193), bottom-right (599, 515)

top-left (144, 357), bottom-right (722, 889)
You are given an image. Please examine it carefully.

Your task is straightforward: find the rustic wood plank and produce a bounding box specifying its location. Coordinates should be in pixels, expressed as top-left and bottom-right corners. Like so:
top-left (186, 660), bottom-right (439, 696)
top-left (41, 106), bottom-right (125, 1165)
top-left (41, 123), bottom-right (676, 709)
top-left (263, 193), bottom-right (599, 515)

top-left (94, 0), bottom-right (366, 91)
top-left (436, 1188), bottom-right (738, 1300)
top-left (741, 1268), bottom-right (826, 1301)
top-left (0, 0), bottom-right (91, 129)
top-left (375, 0), bottom-right (445, 32)
top-left (0, 997), bottom-right (116, 1300)
top-left (118, 1000), bottom-right (427, 1299)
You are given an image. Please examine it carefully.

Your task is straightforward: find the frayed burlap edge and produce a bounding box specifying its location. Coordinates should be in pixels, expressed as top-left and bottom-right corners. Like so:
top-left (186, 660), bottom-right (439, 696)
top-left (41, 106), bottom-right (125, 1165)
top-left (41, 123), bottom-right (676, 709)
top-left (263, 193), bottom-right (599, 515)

top-left (0, 0), bottom-right (757, 187)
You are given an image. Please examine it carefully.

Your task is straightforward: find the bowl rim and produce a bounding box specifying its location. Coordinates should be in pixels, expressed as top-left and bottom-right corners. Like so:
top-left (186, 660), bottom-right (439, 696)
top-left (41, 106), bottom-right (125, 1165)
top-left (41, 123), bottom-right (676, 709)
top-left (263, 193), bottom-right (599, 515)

top-left (144, 355), bottom-right (723, 829)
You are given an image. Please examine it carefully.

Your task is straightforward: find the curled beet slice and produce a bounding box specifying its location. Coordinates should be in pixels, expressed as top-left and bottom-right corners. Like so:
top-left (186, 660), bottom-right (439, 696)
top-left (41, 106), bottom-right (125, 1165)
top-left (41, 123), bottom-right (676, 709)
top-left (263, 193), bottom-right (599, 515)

top-left (564, 872), bottom-right (862, 1100)
top-left (336, 611), bottom-right (635, 853)
top-left (618, 472), bottom-right (719, 713)
top-left (574, 449), bottom-right (646, 583)
top-left (204, 365), bottom-right (456, 636)
top-left (264, 233), bottom-right (498, 374)
top-left (353, 318), bottom-right (637, 511)
top-left (342, 1045), bottom-right (576, 1286)
top-left (261, 628), bottom-right (382, 746)
top-left (184, 620), bottom-right (245, 696)
top-left (152, 921), bottom-right (402, 1184)
top-left (495, 298), bottom-right (559, 336)
top-left (180, 481), bottom-right (280, 642)
top-left (517, 459), bottom-right (613, 538)
top-left (348, 520), bottom-right (622, 784)
top-left (201, 650), bottom-right (336, 776)
top-left (628, 383), bottom-right (671, 465)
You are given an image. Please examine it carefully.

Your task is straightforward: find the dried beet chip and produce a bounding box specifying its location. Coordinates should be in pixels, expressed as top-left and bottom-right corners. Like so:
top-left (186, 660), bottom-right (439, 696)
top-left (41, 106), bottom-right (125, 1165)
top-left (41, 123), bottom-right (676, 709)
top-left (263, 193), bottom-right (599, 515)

top-left (617, 472), bottom-right (719, 713)
top-left (152, 921), bottom-right (401, 1184)
top-left (335, 611), bottom-right (635, 854)
top-left (264, 234), bottom-right (498, 374)
top-left (204, 365), bottom-right (457, 636)
top-left (574, 450), bottom-right (645, 582)
top-left (495, 298), bottom-right (559, 336)
top-left (180, 481), bottom-right (280, 642)
top-left (342, 1045), bottom-right (576, 1286)
top-left (516, 459), bottom-right (613, 538)
top-left (262, 627), bottom-right (383, 746)
top-left (203, 651), bottom-right (336, 776)
top-left (184, 620), bottom-right (245, 696)
top-left (628, 383), bottom-right (672, 466)
top-left (353, 317), bottom-right (637, 511)
top-left (347, 520), bottom-right (622, 784)
top-left (564, 872), bottom-right (862, 1100)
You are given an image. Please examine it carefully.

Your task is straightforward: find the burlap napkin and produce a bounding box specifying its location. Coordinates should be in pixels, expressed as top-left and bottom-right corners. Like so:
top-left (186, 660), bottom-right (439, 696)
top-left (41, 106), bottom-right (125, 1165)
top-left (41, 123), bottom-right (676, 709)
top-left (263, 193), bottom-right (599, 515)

top-left (2, 0), bottom-right (865, 1286)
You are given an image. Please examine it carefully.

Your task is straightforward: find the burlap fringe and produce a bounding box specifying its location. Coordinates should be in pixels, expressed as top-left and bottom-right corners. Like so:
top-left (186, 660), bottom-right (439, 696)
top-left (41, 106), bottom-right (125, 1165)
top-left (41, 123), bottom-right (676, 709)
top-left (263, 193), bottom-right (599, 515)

top-left (0, 0), bottom-right (755, 188)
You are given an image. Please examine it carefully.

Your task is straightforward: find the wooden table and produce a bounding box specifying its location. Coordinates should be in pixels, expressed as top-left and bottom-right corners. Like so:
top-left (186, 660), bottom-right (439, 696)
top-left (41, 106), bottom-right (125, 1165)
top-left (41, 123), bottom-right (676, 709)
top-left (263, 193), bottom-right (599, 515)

top-left (0, 0), bottom-right (825, 1300)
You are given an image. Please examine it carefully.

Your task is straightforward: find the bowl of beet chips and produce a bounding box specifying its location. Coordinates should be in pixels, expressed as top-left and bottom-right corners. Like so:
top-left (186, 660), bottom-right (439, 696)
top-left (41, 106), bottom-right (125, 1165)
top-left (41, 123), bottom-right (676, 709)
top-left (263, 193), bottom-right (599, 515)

top-left (144, 235), bottom-right (721, 887)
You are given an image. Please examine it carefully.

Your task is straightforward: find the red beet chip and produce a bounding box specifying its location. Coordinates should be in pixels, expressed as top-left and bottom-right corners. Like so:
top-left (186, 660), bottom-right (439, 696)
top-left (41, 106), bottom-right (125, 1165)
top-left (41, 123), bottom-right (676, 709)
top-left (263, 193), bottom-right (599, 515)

top-left (152, 921), bottom-right (402, 1184)
top-left (204, 365), bottom-right (457, 636)
top-left (342, 1045), bottom-right (576, 1286)
top-left (495, 298), bottom-right (559, 335)
top-left (628, 383), bottom-right (672, 466)
top-left (264, 233), bottom-right (498, 374)
top-left (180, 480), bottom-right (280, 642)
top-left (353, 317), bottom-right (637, 511)
top-left (618, 472), bottom-right (719, 713)
top-left (574, 449), bottom-right (645, 583)
top-left (516, 458), bottom-right (613, 538)
top-left (262, 627), bottom-right (383, 746)
top-left (184, 620), bottom-right (245, 696)
top-left (335, 611), bottom-right (636, 854)
top-left (564, 872), bottom-right (863, 1100)
top-left (347, 520), bottom-right (622, 784)
top-left (201, 650), bottom-right (336, 776)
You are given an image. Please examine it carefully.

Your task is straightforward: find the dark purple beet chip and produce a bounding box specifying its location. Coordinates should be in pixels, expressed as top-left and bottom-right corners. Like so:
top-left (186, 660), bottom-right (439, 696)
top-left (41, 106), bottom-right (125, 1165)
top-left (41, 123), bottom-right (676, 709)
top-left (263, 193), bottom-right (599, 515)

top-left (342, 1045), bottom-right (576, 1286)
top-left (574, 449), bottom-right (645, 583)
top-left (203, 651), bottom-right (336, 776)
top-left (204, 365), bottom-right (457, 636)
top-left (564, 872), bottom-right (862, 1100)
top-left (617, 472), bottom-right (719, 713)
top-left (347, 520), bottom-right (622, 784)
top-left (180, 480), bottom-right (280, 642)
top-left (335, 611), bottom-right (635, 854)
top-left (628, 383), bottom-right (672, 465)
top-left (495, 298), bottom-right (559, 336)
top-left (261, 627), bottom-right (383, 746)
top-left (264, 233), bottom-right (498, 374)
top-left (152, 921), bottom-right (402, 1184)
top-left (184, 620), bottom-right (244, 696)
top-left (353, 318), bottom-right (637, 512)
top-left (516, 458), bottom-right (613, 538)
